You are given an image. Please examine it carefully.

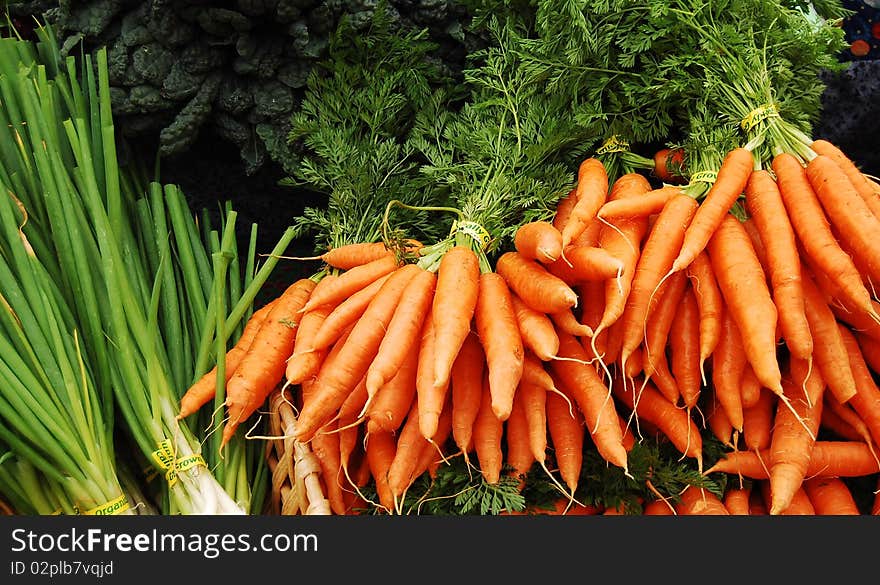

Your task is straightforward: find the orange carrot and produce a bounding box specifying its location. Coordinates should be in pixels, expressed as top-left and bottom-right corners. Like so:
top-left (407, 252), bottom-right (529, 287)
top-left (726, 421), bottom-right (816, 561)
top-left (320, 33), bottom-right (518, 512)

top-left (711, 307), bottom-right (746, 433)
top-left (772, 152), bottom-right (878, 321)
top-left (337, 376), bottom-right (368, 472)
top-left (670, 147), bottom-right (754, 274)
top-left (643, 499), bottom-right (677, 515)
top-left (320, 242), bottom-right (394, 270)
top-left (838, 325), bottom-right (880, 448)
top-left (646, 349), bottom-right (681, 407)
top-left (614, 377), bottom-right (702, 467)
top-left (549, 308), bottom-right (594, 338)
top-left (505, 387), bottom-right (536, 485)
top-left (803, 477), bottom-right (861, 515)
top-left (854, 330), bottom-right (880, 373)
top-left (763, 483), bottom-right (814, 515)
top-left (475, 272), bottom-right (525, 421)
top-left (820, 398), bottom-right (865, 442)
top-left (386, 399), bottom-right (430, 507)
top-left (618, 193), bottom-right (699, 371)
top-left (739, 364), bottom-right (763, 410)
top-left (222, 278), bottom-right (316, 446)
top-left (416, 312), bottom-right (448, 441)
top-left (431, 245), bottom-right (480, 390)
top-left (706, 214), bottom-right (782, 396)
top-left (413, 399), bottom-right (454, 481)
top-left (518, 377), bottom-right (548, 468)
top-left (294, 264), bottom-right (421, 443)
top-left (706, 386), bottom-right (736, 448)
top-left (767, 375), bottom-right (824, 515)
top-left (552, 189), bottom-right (579, 232)
top-left (365, 429), bottom-right (397, 513)
top-left (675, 486), bottom-right (729, 515)
top-left (309, 273), bottom-right (392, 351)
top-left (510, 291), bottom-right (560, 361)
top-left (749, 487), bottom-right (769, 515)
top-left (723, 486), bottom-right (752, 515)
top-left (741, 388), bottom-right (776, 453)
top-left (685, 251), bottom-right (723, 381)
top-left (561, 157), bottom-right (609, 249)
top-left (703, 441), bottom-right (880, 478)
top-left (744, 169), bottom-right (812, 362)
top-left (653, 147), bottom-right (686, 184)
top-left (300, 254), bottom-right (400, 314)
top-left (596, 185), bottom-right (683, 221)
top-left (450, 331), bottom-right (485, 460)
top-left (550, 331), bottom-right (628, 472)
top-left (473, 372), bottom-right (504, 484)
top-left (807, 154), bottom-right (880, 285)
top-left (811, 139), bottom-right (880, 201)
top-left (801, 272), bottom-right (857, 404)
top-left (642, 269), bottom-right (688, 380)
top-left (545, 381), bottom-right (584, 496)
top-left (668, 283), bottom-right (702, 411)
top-left (285, 274), bottom-right (339, 385)
top-left (309, 420), bottom-right (347, 515)
top-left (496, 251), bottom-right (579, 314)
top-left (514, 220), bottom-right (564, 264)
top-left (178, 297), bottom-right (278, 419)
top-left (365, 267), bottom-right (436, 404)
top-left (365, 337), bottom-right (419, 435)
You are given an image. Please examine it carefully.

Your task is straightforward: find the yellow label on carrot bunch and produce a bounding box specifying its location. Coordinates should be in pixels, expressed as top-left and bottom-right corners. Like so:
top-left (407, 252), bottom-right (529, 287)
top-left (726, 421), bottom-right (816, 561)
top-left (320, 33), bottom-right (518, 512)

top-left (740, 103), bottom-right (779, 131)
top-left (452, 220), bottom-right (492, 251)
top-left (690, 170), bottom-right (718, 185)
top-left (596, 135), bottom-right (630, 155)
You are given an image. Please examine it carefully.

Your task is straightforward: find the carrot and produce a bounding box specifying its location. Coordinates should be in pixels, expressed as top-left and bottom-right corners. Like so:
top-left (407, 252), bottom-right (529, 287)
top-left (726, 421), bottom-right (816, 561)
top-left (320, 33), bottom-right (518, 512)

top-left (496, 251), bottom-right (579, 314)
top-left (365, 429), bottom-right (397, 513)
top-left (518, 377), bottom-right (548, 468)
top-left (739, 364), bottom-right (762, 410)
top-left (820, 398), bottom-right (865, 442)
top-left (577, 280), bottom-right (609, 361)
top-left (320, 242), bottom-right (394, 270)
top-left (613, 377), bottom-right (702, 467)
top-left (618, 194), bottom-right (699, 371)
top-left (431, 245), bottom-right (480, 390)
top-left (763, 483), bottom-right (814, 515)
top-left (547, 244), bottom-right (625, 286)
top-left (364, 337), bottom-right (418, 435)
top-left (772, 152), bottom-right (879, 321)
top-left (300, 254), bottom-right (400, 314)
top-left (179, 297), bottom-right (278, 419)
top-left (685, 251), bottom-right (723, 381)
top-left (515, 220), bottom-right (564, 264)
top-left (807, 154), bottom-right (880, 284)
top-left (675, 486), bottom-right (729, 515)
top-left (510, 291), bottom-right (560, 361)
top-left (309, 273), bottom-right (392, 352)
top-left (704, 441), bottom-right (880, 478)
top-left (670, 147), bottom-right (754, 274)
top-left (553, 188), bottom-right (578, 231)
top-left (221, 278), bottom-right (316, 446)
top-left (450, 331), bottom-right (485, 461)
top-left (416, 312), bottom-right (449, 441)
top-left (545, 380), bottom-right (584, 496)
top-left (706, 214), bottom-right (782, 396)
top-left (285, 274), bottom-right (339, 385)
top-left (591, 173), bottom-right (651, 349)
top-left (854, 330), bottom-right (880, 373)
top-left (706, 386), bottom-right (736, 448)
top-left (873, 478), bottom-right (880, 515)
top-left (337, 376), bottom-right (368, 473)
top-left (801, 272), bottom-right (858, 404)
top-left (473, 372), bottom-right (504, 485)
top-left (550, 331), bottom-right (628, 472)
top-left (309, 420), bottom-right (347, 515)
top-left (505, 387), bottom-right (535, 485)
top-left (804, 477), bottom-right (861, 515)
top-left (652, 147), bottom-right (686, 184)
top-left (412, 396), bottom-right (453, 480)
top-left (749, 487), bottom-right (769, 515)
top-left (647, 350), bottom-right (681, 406)
top-left (766, 376), bottom-right (824, 515)
top-left (643, 499), bottom-right (677, 515)
top-left (668, 283), bottom-right (702, 411)
top-left (365, 267), bottom-right (436, 404)
top-left (723, 486), bottom-right (752, 515)
top-left (294, 264), bottom-right (421, 443)
top-left (386, 399), bottom-right (430, 508)
top-left (561, 157), bottom-right (609, 249)
top-left (711, 307), bottom-right (746, 433)
top-left (596, 185), bottom-right (683, 221)
top-left (549, 308), bottom-right (594, 338)
top-left (838, 325), bottom-right (880, 448)
top-left (475, 272), bottom-right (525, 421)
top-left (745, 169), bottom-right (813, 362)
top-left (810, 139), bottom-right (880, 212)
top-left (643, 269), bottom-right (688, 380)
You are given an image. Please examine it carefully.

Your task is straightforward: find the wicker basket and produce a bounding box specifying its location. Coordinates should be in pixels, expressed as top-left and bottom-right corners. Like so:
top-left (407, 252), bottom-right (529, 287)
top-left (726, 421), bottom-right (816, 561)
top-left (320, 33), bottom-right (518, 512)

top-left (265, 387), bottom-right (332, 515)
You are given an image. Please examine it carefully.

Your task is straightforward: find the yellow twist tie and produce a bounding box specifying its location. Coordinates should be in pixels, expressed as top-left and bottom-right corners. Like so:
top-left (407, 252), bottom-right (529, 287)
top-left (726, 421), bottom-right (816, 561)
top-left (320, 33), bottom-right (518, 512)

top-left (151, 439), bottom-right (207, 488)
top-left (740, 103), bottom-right (779, 131)
top-left (690, 170), bottom-right (718, 185)
top-left (596, 135), bottom-right (630, 155)
top-left (452, 220), bottom-right (492, 251)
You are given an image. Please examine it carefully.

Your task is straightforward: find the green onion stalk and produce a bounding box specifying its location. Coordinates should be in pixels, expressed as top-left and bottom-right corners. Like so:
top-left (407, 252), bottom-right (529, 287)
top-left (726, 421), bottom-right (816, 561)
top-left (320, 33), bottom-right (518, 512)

top-left (0, 25), bottom-right (258, 513)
